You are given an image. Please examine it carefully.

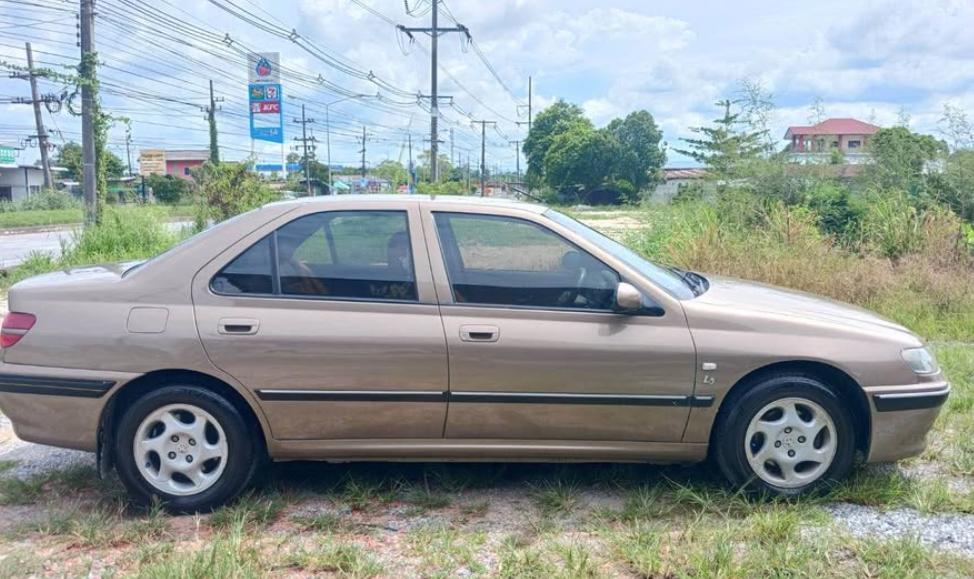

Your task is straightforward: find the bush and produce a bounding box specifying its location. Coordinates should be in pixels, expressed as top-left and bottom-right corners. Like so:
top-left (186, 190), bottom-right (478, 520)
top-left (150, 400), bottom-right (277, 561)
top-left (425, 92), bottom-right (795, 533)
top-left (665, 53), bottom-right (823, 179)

top-left (146, 174), bottom-right (190, 205)
top-left (63, 206), bottom-right (181, 265)
top-left (0, 190), bottom-right (80, 213)
top-left (194, 162), bottom-right (278, 226)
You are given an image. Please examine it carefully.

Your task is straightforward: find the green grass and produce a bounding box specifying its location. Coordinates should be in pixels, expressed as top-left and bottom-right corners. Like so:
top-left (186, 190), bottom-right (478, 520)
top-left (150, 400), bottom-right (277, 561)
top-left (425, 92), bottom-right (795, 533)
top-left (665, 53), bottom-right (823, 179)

top-left (406, 524), bottom-right (487, 577)
top-left (0, 204), bottom-right (193, 230)
top-left (530, 479), bottom-right (581, 517)
top-left (0, 463), bottom-right (106, 505)
top-left (278, 539), bottom-right (384, 577)
top-left (208, 492), bottom-right (284, 530)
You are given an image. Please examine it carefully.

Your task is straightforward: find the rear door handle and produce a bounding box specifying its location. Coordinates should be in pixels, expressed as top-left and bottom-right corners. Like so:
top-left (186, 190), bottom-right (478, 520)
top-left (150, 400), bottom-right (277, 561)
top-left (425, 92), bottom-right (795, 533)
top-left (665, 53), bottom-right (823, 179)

top-left (460, 324), bottom-right (499, 342)
top-left (218, 318), bottom-right (260, 335)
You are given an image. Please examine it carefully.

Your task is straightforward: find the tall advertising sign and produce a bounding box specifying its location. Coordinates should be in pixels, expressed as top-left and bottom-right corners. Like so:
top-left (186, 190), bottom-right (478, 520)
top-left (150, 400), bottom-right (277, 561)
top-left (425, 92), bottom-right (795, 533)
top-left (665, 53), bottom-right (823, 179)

top-left (248, 52), bottom-right (283, 144)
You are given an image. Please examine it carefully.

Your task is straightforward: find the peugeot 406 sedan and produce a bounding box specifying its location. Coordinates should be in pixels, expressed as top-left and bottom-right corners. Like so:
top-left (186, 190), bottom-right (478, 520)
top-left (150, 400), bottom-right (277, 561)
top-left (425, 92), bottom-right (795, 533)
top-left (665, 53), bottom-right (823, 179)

top-left (0, 195), bottom-right (949, 511)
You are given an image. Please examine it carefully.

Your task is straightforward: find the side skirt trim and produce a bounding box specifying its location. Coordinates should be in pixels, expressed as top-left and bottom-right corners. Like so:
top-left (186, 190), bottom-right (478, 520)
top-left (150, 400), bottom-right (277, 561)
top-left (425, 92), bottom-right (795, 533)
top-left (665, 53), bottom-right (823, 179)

top-left (0, 374), bottom-right (115, 399)
top-left (873, 387), bottom-right (950, 412)
top-left (256, 389), bottom-right (714, 408)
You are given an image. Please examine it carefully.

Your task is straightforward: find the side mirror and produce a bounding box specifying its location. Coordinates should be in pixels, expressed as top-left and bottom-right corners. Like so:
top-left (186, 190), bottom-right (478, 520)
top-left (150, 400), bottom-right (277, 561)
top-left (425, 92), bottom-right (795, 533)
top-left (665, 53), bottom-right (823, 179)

top-left (614, 281), bottom-right (643, 312)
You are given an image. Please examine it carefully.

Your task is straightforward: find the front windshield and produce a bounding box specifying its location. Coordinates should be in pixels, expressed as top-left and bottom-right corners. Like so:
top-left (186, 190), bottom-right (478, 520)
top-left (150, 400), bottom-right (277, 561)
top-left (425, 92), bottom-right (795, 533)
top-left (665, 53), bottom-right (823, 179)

top-left (545, 209), bottom-right (697, 300)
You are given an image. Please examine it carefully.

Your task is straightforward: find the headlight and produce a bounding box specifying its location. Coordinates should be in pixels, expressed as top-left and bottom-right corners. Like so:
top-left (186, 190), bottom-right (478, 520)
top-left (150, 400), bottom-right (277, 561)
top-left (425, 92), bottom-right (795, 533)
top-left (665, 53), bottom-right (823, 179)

top-left (901, 347), bottom-right (939, 375)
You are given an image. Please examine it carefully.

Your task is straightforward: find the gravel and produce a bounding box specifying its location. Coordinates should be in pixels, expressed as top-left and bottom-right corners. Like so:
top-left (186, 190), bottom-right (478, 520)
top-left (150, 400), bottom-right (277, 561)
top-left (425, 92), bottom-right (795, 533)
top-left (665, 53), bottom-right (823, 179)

top-left (828, 502), bottom-right (974, 558)
top-left (0, 414), bottom-right (94, 478)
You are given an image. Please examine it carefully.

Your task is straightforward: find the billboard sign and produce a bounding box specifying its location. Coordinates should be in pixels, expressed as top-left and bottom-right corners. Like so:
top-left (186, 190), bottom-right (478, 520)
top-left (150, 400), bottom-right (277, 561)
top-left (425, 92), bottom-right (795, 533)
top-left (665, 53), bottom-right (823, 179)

top-left (138, 149), bottom-right (166, 176)
top-left (249, 83), bottom-right (284, 143)
top-left (248, 52), bottom-right (280, 84)
top-left (0, 146), bottom-right (16, 164)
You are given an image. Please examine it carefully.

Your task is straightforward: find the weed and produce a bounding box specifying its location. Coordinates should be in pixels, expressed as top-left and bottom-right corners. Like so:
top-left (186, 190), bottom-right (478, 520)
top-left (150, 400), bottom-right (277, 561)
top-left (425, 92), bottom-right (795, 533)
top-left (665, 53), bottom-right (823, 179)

top-left (290, 511), bottom-right (344, 532)
top-left (530, 479), bottom-right (580, 517)
top-left (209, 492), bottom-right (284, 530)
top-left (279, 540), bottom-right (383, 577)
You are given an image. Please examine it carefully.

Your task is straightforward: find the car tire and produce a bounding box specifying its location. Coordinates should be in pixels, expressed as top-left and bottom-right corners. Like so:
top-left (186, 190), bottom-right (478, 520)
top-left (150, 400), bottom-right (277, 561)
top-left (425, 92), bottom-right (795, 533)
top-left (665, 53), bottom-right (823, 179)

top-left (713, 373), bottom-right (856, 496)
top-left (114, 385), bottom-right (259, 512)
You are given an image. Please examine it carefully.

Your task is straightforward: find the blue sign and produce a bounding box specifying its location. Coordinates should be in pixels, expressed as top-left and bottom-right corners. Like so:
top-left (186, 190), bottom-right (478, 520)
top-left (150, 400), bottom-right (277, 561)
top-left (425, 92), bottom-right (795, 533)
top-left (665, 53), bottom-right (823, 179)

top-left (254, 164), bottom-right (284, 172)
top-left (286, 163), bottom-right (302, 173)
top-left (249, 83), bottom-right (284, 143)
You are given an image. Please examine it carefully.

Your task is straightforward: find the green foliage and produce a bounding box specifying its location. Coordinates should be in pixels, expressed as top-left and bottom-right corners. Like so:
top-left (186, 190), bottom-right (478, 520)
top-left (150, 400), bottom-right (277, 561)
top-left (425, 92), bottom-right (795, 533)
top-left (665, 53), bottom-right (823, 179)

top-left (145, 173), bottom-right (190, 205)
top-left (416, 151), bottom-right (453, 183)
top-left (0, 189), bottom-right (80, 212)
top-left (372, 159), bottom-right (408, 186)
top-left (53, 141), bottom-right (83, 181)
top-left (675, 100), bottom-right (765, 179)
top-left (416, 180), bottom-right (469, 195)
top-left (542, 126), bottom-right (619, 201)
top-left (194, 161), bottom-right (278, 225)
top-left (863, 126), bottom-right (948, 192)
top-left (605, 110), bottom-right (666, 191)
top-left (523, 100), bottom-right (593, 188)
top-left (64, 206), bottom-right (181, 265)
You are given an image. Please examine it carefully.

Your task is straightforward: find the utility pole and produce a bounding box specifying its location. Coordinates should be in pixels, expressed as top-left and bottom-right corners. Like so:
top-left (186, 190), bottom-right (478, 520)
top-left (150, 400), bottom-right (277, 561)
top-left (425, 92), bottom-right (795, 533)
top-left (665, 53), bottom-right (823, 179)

top-left (125, 127), bottom-right (132, 176)
top-left (407, 132), bottom-right (414, 193)
top-left (397, 1), bottom-right (470, 182)
top-left (24, 43), bottom-right (53, 190)
top-left (465, 154), bottom-right (470, 192)
top-left (206, 80), bottom-right (223, 164)
top-left (449, 127), bottom-right (454, 167)
top-left (292, 104), bottom-right (316, 196)
top-left (80, 0), bottom-right (97, 225)
top-left (509, 140), bottom-right (521, 186)
top-left (359, 125), bottom-right (367, 179)
top-left (470, 120), bottom-right (495, 197)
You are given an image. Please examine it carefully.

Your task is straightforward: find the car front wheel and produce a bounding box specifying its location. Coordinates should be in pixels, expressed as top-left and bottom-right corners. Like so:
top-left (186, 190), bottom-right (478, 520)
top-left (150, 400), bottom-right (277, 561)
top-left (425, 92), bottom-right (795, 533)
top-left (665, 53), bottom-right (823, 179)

top-left (713, 374), bottom-right (856, 495)
top-left (114, 385), bottom-right (258, 512)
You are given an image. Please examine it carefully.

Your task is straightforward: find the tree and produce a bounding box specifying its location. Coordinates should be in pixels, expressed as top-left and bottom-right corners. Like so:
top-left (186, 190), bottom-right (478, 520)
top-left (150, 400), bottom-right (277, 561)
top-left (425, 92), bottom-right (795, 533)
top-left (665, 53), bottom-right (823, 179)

top-left (675, 100), bottom-right (764, 180)
top-left (938, 103), bottom-right (974, 151)
top-left (54, 142), bottom-right (83, 181)
top-left (736, 78), bottom-right (776, 154)
top-left (807, 96), bottom-right (826, 124)
top-left (194, 161), bottom-right (278, 225)
top-left (864, 126), bottom-right (947, 192)
top-left (145, 173), bottom-right (189, 204)
top-left (523, 100), bottom-right (593, 187)
top-left (416, 151), bottom-right (453, 183)
top-left (104, 150), bottom-right (125, 179)
top-left (373, 160), bottom-right (408, 186)
top-left (605, 110), bottom-right (666, 192)
top-left (543, 125), bottom-right (619, 201)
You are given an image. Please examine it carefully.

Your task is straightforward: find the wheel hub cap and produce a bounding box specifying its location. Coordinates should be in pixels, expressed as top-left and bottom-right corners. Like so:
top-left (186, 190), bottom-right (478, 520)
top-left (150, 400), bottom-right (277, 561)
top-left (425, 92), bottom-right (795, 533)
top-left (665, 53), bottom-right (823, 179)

top-left (744, 397), bottom-right (837, 489)
top-left (133, 403), bottom-right (228, 496)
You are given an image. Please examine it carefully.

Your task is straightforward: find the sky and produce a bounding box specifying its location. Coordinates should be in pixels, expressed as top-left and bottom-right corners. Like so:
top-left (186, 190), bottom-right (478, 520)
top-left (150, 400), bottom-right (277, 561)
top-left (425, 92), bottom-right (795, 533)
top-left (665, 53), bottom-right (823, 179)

top-left (0, 0), bottom-right (972, 172)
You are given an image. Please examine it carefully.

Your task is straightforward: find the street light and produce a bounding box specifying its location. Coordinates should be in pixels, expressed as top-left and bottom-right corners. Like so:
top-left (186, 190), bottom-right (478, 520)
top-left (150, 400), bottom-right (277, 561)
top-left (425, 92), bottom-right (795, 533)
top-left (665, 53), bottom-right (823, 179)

top-left (324, 94), bottom-right (368, 195)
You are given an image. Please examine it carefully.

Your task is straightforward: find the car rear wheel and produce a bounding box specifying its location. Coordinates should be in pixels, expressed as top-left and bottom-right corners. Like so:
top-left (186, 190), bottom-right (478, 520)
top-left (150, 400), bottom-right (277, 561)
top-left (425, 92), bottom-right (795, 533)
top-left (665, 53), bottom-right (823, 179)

top-left (713, 374), bottom-right (856, 496)
top-left (114, 385), bottom-right (258, 512)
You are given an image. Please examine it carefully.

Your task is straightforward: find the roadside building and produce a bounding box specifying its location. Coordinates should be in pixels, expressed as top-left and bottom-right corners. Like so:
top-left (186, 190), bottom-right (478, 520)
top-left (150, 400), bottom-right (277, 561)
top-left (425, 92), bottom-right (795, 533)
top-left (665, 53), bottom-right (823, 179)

top-left (138, 149), bottom-right (209, 181)
top-left (0, 164), bottom-right (66, 202)
top-left (784, 118), bottom-right (880, 164)
top-left (650, 167), bottom-right (710, 202)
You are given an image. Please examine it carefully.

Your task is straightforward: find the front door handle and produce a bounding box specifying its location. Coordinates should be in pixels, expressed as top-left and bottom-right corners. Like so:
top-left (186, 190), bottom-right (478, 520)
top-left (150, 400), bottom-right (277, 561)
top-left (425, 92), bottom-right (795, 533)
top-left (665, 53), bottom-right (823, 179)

top-left (218, 318), bottom-right (260, 335)
top-left (460, 324), bottom-right (499, 343)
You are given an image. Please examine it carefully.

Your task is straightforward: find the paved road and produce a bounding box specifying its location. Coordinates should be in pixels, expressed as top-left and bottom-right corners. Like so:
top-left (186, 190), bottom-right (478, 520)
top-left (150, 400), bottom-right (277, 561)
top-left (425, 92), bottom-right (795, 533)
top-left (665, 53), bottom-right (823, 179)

top-left (0, 222), bottom-right (191, 268)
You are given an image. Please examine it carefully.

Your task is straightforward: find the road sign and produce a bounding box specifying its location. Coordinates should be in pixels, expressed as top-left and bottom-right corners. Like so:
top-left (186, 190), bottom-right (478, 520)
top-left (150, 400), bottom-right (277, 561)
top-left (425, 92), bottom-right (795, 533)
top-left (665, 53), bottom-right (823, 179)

top-left (249, 82), bottom-right (284, 144)
top-left (248, 52), bottom-right (280, 84)
top-left (138, 149), bottom-right (166, 175)
top-left (254, 163), bottom-right (284, 172)
top-left (0, 146), bottom-right (16, 164)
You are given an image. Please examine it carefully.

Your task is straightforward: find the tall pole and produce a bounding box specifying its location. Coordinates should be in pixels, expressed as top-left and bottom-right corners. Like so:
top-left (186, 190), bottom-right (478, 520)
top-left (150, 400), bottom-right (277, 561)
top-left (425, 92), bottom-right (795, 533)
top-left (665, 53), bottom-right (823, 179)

top-left (465, 154), bottom-right (470, 193)
top-left (471, 120), bottom-right (495, 197)
top-left (450, 127), bottom-right (454, 168)
top-left (360, 125), bottom-right (367, 179)
top-left (80, 0), bottom-right (97, 226)
top-left (301, 105), bottom-right (311, 196)
top-left (510, 140), bottom-right (521, 185)
top-left (325, 104), bottom-right (332, 194)
top-left (407, 132), bottom-right (414, 193)
top-left (528, 76), bottom-right (533, 133)
top-left (429, 0), bottom-right (439, 182)
top-left (208, 79), bottom-right (220, 164)
top-left (25, 43), bottom-right (52, 190)
top-left (125, 127), bottom-right (132, 176)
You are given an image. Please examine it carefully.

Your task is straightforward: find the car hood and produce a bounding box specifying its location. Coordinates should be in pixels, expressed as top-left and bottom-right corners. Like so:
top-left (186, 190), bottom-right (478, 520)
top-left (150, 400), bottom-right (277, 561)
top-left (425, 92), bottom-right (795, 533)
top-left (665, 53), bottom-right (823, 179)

top-left (690, 275), bottom-right (914, 337)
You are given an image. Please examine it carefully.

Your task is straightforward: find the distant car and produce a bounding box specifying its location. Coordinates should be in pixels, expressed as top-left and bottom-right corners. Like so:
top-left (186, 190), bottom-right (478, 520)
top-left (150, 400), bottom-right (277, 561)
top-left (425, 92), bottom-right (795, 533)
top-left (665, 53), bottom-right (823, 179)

top-left (0, 196), bottom-right (948, 511)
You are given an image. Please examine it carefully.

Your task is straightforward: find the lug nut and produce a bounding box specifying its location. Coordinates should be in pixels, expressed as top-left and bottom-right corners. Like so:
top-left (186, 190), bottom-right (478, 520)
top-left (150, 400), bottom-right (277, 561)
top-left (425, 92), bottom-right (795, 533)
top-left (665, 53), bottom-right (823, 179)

top-left (788, 450), bottom-right (796, 457)
top-left (798, 436), bottom-right (806, 443)
top-left (774, 441), bottom-right (782, 448)
top-left (171, 435), bottom-right (179, 442)
top-left (784, 427), bottom-right (792, 433)
top-left (188, 439), bottom-right (196, 446)
top-left (167, 451), bottom-right (176, 459)
top-left (186, 455), bottom-right (193, 463)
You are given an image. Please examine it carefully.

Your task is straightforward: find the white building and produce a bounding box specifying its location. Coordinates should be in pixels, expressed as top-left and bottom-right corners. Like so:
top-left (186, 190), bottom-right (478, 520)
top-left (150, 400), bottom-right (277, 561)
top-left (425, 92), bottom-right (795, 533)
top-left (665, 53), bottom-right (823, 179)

top-left (0, 164), bottom-right (65, 202)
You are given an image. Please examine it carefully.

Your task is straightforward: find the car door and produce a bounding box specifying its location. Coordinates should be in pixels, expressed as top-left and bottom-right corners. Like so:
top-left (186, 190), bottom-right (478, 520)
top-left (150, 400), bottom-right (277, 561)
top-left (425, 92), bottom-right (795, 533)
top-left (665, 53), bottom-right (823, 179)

top-left (424, 206), bottom-right (698, 442)
top-left (192, 203), bottom-right (449, 441)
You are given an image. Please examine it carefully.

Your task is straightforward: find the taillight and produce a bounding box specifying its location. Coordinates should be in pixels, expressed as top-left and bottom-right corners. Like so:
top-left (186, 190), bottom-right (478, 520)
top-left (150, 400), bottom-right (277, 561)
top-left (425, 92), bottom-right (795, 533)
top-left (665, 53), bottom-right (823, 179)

top-left (1, 312), bottom-right (36, 348)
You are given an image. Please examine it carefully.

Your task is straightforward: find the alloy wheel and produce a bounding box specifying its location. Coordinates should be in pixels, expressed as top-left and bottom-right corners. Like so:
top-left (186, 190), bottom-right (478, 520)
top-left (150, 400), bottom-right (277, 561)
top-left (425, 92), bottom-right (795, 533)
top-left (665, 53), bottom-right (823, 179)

top-left (744, 396), bottom-right (837, 489)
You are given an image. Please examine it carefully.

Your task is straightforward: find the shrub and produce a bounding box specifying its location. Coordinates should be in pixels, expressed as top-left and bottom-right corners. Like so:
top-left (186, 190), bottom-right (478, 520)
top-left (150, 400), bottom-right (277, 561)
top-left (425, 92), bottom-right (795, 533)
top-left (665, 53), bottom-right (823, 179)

top-left (63, 206), bottom-right (181, 265)
top-left (146, 173), bottom-right (190, 205)
top-left (0, 190), bottom-right (80, 213)
top-left (194, 161), bottom-right (278, 226)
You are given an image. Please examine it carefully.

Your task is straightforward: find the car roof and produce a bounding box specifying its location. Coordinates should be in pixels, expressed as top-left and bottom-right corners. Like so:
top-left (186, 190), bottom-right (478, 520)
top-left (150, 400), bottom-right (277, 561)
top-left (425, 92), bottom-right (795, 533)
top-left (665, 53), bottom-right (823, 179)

top-left (265, 194), bottom-right (548, 214)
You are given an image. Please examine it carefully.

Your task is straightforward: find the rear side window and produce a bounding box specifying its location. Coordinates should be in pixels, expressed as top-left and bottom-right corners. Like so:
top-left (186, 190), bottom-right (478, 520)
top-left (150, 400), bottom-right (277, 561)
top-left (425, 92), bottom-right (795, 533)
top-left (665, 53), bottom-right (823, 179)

top-left (211, 210), bottom-right (417, 302)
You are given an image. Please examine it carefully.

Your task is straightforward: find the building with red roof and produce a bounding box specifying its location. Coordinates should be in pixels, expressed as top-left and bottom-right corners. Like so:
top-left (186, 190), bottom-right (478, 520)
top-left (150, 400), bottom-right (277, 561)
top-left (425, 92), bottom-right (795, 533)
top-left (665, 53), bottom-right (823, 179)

top-left (784, 118), bottom-right (881, 164)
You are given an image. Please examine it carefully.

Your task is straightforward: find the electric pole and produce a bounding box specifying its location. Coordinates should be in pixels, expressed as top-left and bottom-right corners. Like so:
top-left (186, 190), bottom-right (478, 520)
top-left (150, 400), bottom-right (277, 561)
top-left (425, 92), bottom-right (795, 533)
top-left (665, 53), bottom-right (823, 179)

top-left (80, 0), bottom-right (97, 225)
top-left (359, 126), bottom-right (367, 179)
top-left (509, 140), bottom-right (521, 186)
top-left (125, 127), bottom-right (132, 176)
top-left (292, 104), bottom-right (316, 196)
top-left (449, 127), bottom-right (454, 167)
top-left (23, 43), bottom-right (53, 190)
top-left (407, 132), bottom-right (414, 193)
top-left (397, 1), bottom-right (470, 182)
top-left (206, 79), bottom-right (223, 164)
top-left (470, 120), bottom-right (495, 197)
top-left (465, 154), bottom-right (471, 193)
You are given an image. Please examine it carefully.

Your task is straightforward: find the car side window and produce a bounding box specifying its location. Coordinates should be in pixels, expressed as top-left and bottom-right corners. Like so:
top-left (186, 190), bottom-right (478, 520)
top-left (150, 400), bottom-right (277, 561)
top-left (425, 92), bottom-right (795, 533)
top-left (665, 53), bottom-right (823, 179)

top-left (211, 236), bottom-right (274, 295)
top-left (434, 212), bottom-right (619, 311)
top-left (211, 210), bottom-right (417, 302)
